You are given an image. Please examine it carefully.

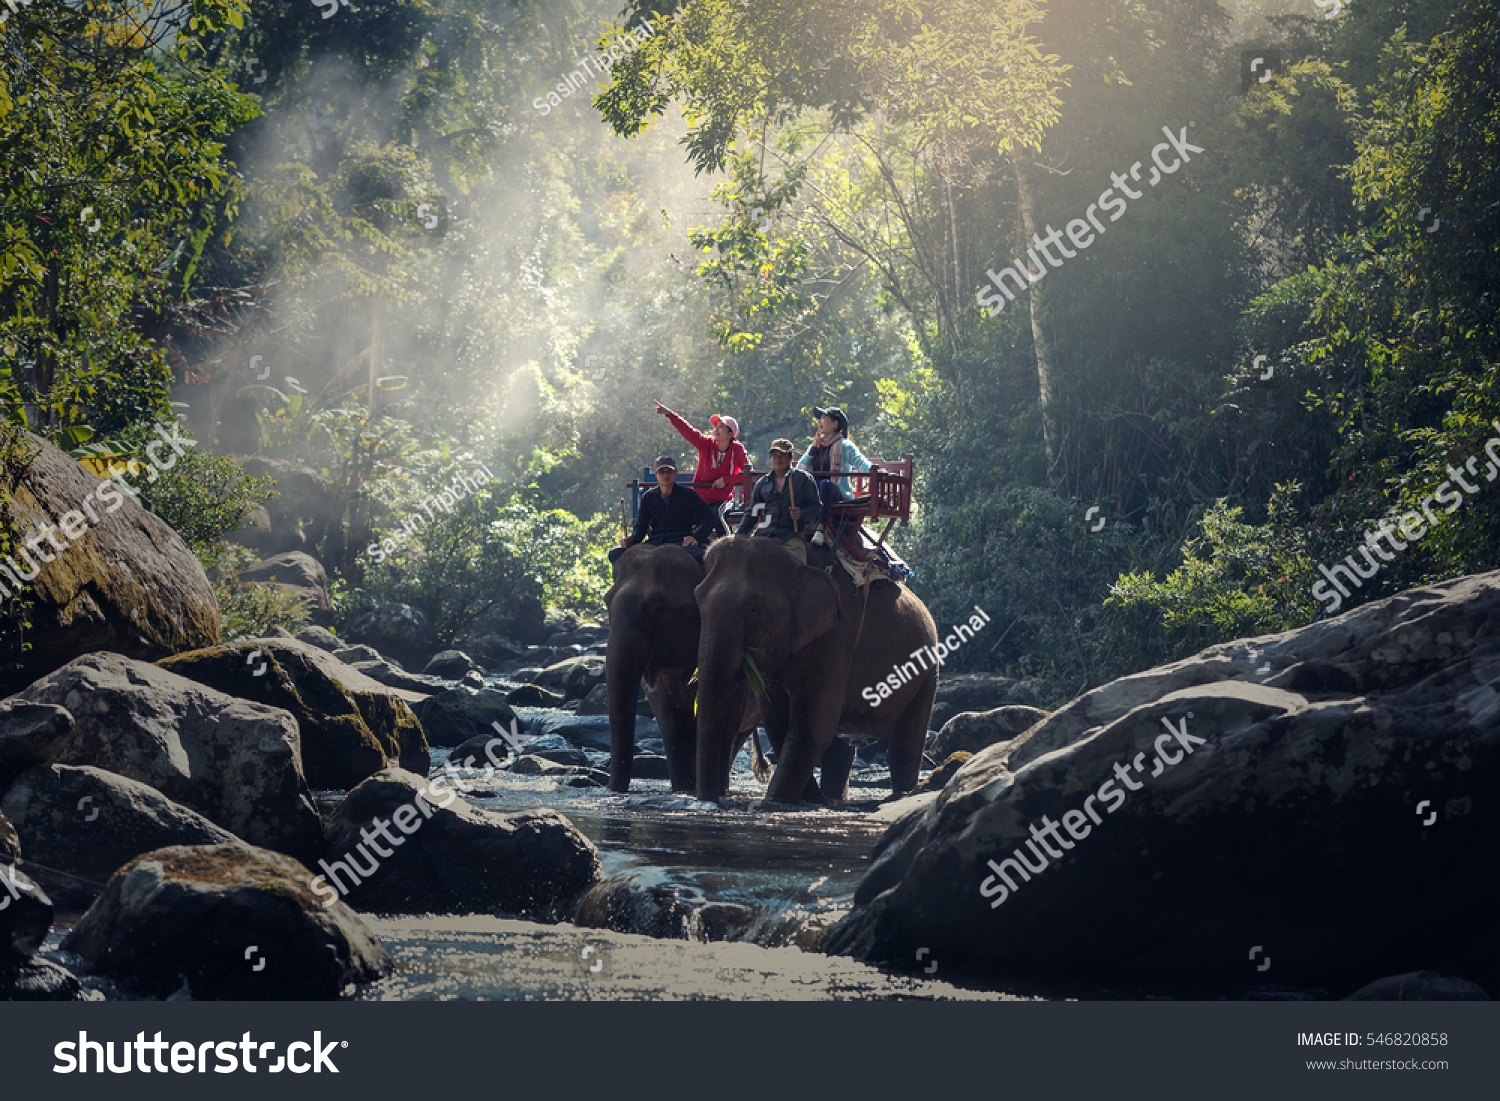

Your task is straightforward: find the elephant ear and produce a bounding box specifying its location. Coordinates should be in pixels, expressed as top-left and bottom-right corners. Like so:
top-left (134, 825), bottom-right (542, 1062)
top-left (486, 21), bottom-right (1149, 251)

top-left (789, 569), bottom-right (842, 652)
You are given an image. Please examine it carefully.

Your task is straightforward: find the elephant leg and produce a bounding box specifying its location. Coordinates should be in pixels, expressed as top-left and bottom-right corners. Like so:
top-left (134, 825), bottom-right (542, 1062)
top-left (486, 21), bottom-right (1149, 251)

top-left (759, 689), bottom-right (822, 801)
top-left (765, 690), bottom-right (842, 805)
top-left (647, 673), bottom-right (697, 792)
top-left (886, 681), bottom-right (934, 795)
top-left (818, 738), bottom-right (856, 805)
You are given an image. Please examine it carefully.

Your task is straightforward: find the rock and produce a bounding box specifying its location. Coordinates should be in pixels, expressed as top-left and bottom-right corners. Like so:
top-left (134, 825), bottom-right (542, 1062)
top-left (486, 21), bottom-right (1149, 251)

top-left (237, 552), bottom-right (333, 626)
top-left (0, 860), bottom-right (52, 957)
top-left (227, 503), bottom-right (274, 555)
top-left (932, 673), bottom-right (1017, 715)
top-left (826, 570), bottom-right (1500, 992)
top-left (19, 653), bottom-right (323, 861)
top-left (334, 644), bottom-right (381, 663)
top-left (0, 955), bottom-right (95, 1001)
top-left (157, 638), bottom-right (430, 790)
top-left (629, 755), bottom-right (672, 780)
top-left (415, 686), bottom-right (521, 748)
top-left (0, 809), bottom-right (18, 862)
top-left (578, 683), bottom-right (609, 715)
top-left (342, 603), bottom-right (439, 672)
top-left (507, 755), bottom-right (607, 784)
top-left (529, 713), bottom-right (617, 753)
top-left (349, 658), bottom-right (436, 694)
top-left (532, 654), bottom-right (606, 701)
top-left (915, 752), bottom-right (972, 795)
top-left (261, 625), bottom-right (297, 639)
top-left (575, 872), bottom-right (754, 942)
top-left (0, 429), bottom-right (218, 691)
top-left (929, 705), bottom-right (1049, 759)
top-left (0, 700), bottom-right (74, 790)
top-left (62, 844), bottom-right (391, 999)
top-left (423, 650), bottom-right (482, 679)
top-left (296, 625), bottom-right (341, 652)
top-left (320, 769), bottom-right (602, 918)
top-left (446, 732), bottom-right (513, 769)
top-left (495, 594), bottom-right (548, 645)
top-left (238, 457), bottom-right (335, 557)
top-left (506, 683), bottom-right (564, 707)
top-left (463, 636), bottom-right (523, 665)
top-left (0, 764), bottom-right (244, 908)
top-left (1344, 971), bottom-right (1491, 1000)
top-left (1006, 677), bottom-right (1068, 708)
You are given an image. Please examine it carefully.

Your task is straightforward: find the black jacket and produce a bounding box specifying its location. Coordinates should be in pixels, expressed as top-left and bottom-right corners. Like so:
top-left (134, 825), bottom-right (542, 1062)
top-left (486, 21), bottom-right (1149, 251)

top-left (631, 484), bottom-right (716, 545)
top-left (737, 468), bottom-right (819, 542)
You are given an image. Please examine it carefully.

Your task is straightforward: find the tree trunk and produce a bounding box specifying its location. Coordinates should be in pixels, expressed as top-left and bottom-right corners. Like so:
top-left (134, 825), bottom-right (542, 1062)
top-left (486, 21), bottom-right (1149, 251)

top-left (1013, 157), bottom-right (1061, 486)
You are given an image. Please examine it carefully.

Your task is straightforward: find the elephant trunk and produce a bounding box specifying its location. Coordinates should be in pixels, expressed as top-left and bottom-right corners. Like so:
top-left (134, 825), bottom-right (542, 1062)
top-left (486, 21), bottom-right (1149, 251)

top-left (694, 632), bottom-right (744, 802)
top-left (605, 626), bottom-right (645, 792)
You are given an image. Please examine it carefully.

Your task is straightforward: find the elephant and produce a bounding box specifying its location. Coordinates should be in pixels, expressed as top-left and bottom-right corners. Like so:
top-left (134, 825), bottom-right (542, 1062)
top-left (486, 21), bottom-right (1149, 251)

top-left (604, 542), bottom-right (760, 793)
top-left (693, 536), bottom-right (938, 805)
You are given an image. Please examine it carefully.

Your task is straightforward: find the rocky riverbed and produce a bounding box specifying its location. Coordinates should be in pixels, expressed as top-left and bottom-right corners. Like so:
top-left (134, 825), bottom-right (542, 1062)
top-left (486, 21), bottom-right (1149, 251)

top-left (4, 557), bottom-right (1496, 1002)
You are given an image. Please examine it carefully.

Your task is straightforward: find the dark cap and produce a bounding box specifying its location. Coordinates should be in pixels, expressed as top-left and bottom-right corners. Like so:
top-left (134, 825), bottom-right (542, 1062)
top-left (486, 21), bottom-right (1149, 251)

top-left (814, 406), bottom-right (849, 435)
top-left (652, 454), bottom-right (678, 472)
top-left (768, 437), bottom-right (795, 455)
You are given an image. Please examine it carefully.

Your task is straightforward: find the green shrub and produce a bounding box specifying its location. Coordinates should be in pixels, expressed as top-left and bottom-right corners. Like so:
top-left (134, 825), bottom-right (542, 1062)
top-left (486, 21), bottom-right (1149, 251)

top-left (1108, 486), bottom-right (1321, 659)
top-left (204, 544), bottom-right (313, 642)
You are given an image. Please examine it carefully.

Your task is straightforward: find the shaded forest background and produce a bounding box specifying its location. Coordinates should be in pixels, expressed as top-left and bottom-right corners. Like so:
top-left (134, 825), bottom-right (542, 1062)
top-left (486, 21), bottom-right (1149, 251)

top-left (2, 0), bottom-right (1496, 700)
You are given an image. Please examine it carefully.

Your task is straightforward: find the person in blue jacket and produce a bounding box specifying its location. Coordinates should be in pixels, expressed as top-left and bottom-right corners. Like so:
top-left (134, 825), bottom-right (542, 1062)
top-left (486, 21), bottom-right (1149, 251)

top-left (797, 406), bottom-right (876, 546)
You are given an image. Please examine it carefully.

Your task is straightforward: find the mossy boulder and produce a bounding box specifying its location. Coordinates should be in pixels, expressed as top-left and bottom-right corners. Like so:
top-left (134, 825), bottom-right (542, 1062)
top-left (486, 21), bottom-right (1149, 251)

top-left (62, 843), bottom-right (391, 999)
top-left (158, 638), bottom-right (429, 789)
top-left (0, 429), bottom-right (217, 692)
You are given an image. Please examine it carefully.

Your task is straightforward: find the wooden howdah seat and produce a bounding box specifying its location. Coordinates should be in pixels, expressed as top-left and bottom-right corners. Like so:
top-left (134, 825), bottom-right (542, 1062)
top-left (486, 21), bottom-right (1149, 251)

top-left (626, 454), bottom-right (915, 553)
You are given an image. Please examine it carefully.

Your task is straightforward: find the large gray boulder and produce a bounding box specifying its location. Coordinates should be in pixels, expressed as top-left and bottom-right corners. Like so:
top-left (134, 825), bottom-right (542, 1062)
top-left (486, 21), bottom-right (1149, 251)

top-left (0, 700), bottom-right (73, 790)
top-left (156, 638), bottom-right (430, 789)
top-left (414, 685), bottom-right (520, 748)
top-left (237, 456), bottom-right (335, 557)
top-left (532, 654), bottom-right (605, 701)
top-left (320, 768), bottom-right (602, 920)
top-left (16, 653), bottom-right (323, 861)
top-left (342, 603), bottom-right (439, 672)
top-left (929, 706), bottom-right (1049, 760)
top-left (826, 571), bottom-right (1500, 994)
top-left (0, 429), bottom-right (218, 691)
top-left (296, 625), bottom-right (341, 652)
top-left (63, 844), bottom-right (391, 999)
top-left (237, 551), bottom-right (333, 626)
top-left (1, 764), bottom-right (242, 907)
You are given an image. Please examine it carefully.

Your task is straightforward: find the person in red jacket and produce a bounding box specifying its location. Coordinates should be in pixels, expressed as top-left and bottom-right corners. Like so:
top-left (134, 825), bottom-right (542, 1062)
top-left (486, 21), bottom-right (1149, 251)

top-left (654, 399), bottom-right (750, 505)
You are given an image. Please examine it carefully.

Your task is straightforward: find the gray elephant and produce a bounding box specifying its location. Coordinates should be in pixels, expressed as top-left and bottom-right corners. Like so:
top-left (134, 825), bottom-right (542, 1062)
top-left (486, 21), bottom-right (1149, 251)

top-left (693, 536), bottom-right (938, 804)
top-left (604, 543), bottom-right (760, 793)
